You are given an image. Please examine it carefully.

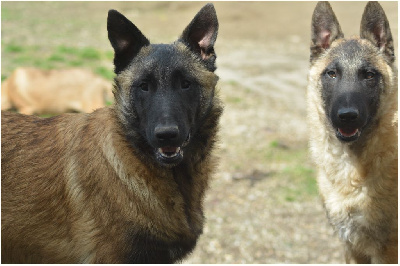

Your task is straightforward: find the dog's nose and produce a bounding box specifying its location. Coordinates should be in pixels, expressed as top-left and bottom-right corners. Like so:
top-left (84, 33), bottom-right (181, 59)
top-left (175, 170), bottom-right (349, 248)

top-left (154, 125), bottom-right (179, 141)
top-left (337, 107), bottom-right (359, 122)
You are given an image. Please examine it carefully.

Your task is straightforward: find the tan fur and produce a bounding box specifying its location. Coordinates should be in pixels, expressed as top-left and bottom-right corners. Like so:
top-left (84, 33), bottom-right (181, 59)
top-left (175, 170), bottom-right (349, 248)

top-left (1, 67), bottom-right (113, 115)
top-left (307, 37), bottom-right (398, 263)
top-left (1, 105), bottom-right (220, 263)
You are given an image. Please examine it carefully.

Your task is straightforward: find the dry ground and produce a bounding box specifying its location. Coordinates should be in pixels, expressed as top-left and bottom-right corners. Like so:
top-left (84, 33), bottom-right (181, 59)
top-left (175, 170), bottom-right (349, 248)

top-left (1, 1), bottom-right (398, 263)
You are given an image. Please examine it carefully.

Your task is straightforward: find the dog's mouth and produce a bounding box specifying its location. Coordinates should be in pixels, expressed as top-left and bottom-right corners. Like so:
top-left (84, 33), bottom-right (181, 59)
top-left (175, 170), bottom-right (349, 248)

top-left (158, 146), bottom-right (183, 159)
top-left (155, 133), bottom-right (191, 166)
top-left (336, 127), bottom-right (361, 142)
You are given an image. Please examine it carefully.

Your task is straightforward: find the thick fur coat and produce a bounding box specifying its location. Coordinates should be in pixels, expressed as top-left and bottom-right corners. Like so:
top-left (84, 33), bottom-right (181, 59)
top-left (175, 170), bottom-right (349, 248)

top-left (1, 4), bottom-right (222, 263)
top-left (307, 2), bottom-right (397, 263)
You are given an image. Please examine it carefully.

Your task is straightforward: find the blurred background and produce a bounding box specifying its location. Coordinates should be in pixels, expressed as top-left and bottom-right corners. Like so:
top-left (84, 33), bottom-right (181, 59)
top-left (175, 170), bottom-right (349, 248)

top-left (2, 1), bottom-right (397, 263)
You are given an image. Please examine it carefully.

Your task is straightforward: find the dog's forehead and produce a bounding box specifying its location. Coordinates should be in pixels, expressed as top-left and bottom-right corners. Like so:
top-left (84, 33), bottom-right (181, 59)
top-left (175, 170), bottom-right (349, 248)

top-left (328, 39), bottom-right (379, 68)
top-left (117, 42), bottom-right (217, 89)
top-left (137, 43), bottom-right (199, 71)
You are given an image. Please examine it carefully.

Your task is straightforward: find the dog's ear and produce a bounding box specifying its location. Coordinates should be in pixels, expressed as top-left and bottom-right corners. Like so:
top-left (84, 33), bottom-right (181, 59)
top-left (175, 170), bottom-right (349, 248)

top-left (107, 10), bottom-right (150, 74)
top-left (360, 2), bottom-right (395, 63)
top-left (310, 1), bottom-right (344, 62)
top-left (179, 3), bottom-right (219, 72)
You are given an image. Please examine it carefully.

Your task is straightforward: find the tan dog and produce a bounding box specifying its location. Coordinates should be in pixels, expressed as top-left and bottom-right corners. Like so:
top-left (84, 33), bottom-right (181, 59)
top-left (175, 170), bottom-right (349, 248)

top-left (2, 4), bottom-right (222, 263)
top-left (1, 67), bottom-right (113, 115)
top-left (307, 1), bottom-right (397, 263)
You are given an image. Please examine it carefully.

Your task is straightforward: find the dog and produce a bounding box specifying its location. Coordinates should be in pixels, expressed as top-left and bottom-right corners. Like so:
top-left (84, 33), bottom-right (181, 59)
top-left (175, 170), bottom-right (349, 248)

top-left (307, 1), bottom-right (397, 263)
top-left (1, 67), bottom-right (113, 115)
top-left (1, 3), bottom-right (222, 263)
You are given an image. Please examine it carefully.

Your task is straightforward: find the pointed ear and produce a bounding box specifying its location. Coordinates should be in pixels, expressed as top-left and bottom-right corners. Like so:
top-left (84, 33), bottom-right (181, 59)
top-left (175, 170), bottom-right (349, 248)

top-left (179, 3), bottom-right (219, 72)
top-left (360, 2), bottom-right (395, 63)
top-left (310, 1), bottom-right (344, 62)
top-left (107, 10), bottom-right (150, 73)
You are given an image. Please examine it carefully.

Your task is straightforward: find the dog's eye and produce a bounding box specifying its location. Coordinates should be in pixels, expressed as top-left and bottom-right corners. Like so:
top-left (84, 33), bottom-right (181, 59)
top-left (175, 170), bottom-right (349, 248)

top-left (139, 82), bottom-right (149, 92)
top-left (181, 80), bottom-right (191, 90)
top-left (365, 71), bottom-right (375, 80)
top-left (327, 70), bottom-right (337, 79)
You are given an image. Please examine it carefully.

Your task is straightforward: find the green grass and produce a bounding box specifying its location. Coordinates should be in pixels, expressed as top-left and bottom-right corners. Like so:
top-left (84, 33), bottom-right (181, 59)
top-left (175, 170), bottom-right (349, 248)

top-left (264, 142), bottom-right (307, 162)
top-left (226, 96), bottom-right (242, 104)
top-left (48, 53), bottom-right (66, 63)
top-left (79, 47), bottom-right (102, 60)
top-left (282, 165), bottom-right (317, 202)
top-left (259, 142), bottom-right (318, 202)
top-left (56, 45), bottom-right (78, 54)
top-left (4, 44), bottom-right (24, 53)
top-left (269, 140), bottom-right (280, 148)
top-left (95, 66), bottom-right (115, 80)
top-left (227, 80), bottom-right (239, 86)
top-left (2, 44), bottom-right (115, 81)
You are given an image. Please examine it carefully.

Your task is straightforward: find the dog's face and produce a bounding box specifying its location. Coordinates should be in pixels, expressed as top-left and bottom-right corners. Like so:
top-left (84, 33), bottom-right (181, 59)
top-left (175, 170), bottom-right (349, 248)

top-left (310, 1), bottom-right (395, 143)
top-left (320, 40), bottom-right (384, 142)
top-left (108, 4), bottom-right (219, 167)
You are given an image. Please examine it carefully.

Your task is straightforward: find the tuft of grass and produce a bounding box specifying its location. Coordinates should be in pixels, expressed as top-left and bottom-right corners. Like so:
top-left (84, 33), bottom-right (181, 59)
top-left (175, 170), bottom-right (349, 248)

top-left (48, 53), bottom-right (66, 63)
top-left (105, 50), bottom-right (114, 60)
top-left (2, 44), bottom-right (114, 79)
top-left (14, 55), bottom-right (33, 65)
top-left (57, 45), bottom-right (79, 54)
top-left (68, 60), bottom-right (84, 67)
top-left (226, 96), bottom-right (242, 104)
top-left (282, 165), bottom-right (317, 202)
top-left (228, 80), bottom-right (239, 86)
top-left (95, 66), bottom-right (115, 80)
top-left (79, 47), bottom-right (102, 60)
top-left (32, 59), bottom-right (54, 70)
top-left (269, 140), bottom-right (279, 148)
top-left (4, 44), bottom-right (24, 53)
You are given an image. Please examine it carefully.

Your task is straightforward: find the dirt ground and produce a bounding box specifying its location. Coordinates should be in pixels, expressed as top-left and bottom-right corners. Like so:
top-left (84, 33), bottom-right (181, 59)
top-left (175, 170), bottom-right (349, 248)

top-left (1, 1), bottom-right (398, 264)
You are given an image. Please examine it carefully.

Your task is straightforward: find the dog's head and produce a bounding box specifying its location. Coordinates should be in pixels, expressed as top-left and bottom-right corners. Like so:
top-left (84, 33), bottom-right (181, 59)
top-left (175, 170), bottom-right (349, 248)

top-left (108, 4), bottom-right (219, 167)
top-left (310, 1), bottom-right (395, 143)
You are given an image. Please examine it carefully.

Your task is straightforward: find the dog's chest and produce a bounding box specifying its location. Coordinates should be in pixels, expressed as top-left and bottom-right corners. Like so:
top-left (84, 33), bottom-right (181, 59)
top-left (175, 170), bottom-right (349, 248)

top-left (323, 179), bottom-right (389, 253)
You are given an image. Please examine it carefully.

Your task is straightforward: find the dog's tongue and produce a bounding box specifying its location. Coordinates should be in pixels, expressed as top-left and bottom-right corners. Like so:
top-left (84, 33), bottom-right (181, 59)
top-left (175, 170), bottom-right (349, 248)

top-left (338, 128), bottom-right (358, 137)
top-left (161, 146), bottom-right (179, 153)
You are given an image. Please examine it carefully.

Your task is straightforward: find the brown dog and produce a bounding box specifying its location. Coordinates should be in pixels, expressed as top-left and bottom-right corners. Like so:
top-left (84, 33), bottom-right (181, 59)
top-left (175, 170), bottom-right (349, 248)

top-left (307, 1), bottom-right (398, 263)
top-left (1, 67), bottom-right (113, 115)
top-left (2, 3), bottom-right (222, 263)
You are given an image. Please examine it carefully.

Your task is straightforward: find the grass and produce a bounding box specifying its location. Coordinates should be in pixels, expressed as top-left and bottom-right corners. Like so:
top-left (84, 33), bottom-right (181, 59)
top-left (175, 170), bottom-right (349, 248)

top-left (226, 96), bottom-right (242, 104)
top-left (4, 44), bottom-right (24, 53)
top-left (95, 66), bottom-right (115, 81)
top-left (282, 165), bottom-right (317, 202)
top-left (79, 47), bottom-right (102, 60)
top-left (258, 141), bottom-right (318, 202)
top-left (2, 43), bottom-right (115, 81)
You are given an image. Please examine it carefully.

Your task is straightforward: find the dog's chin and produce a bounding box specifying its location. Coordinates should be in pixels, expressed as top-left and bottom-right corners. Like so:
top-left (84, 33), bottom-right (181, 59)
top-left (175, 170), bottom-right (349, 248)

top-left (335, 127), bottom-right (361, 142)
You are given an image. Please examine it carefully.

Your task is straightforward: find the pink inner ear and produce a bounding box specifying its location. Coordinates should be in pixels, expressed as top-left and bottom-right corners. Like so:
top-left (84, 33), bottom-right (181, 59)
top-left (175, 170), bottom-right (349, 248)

top-left (374, 24), bottom-right (387, 49)
top-left (198, 29), bottom-right (214, 60)
top-left (319, 29), bottom-right (332, 49)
